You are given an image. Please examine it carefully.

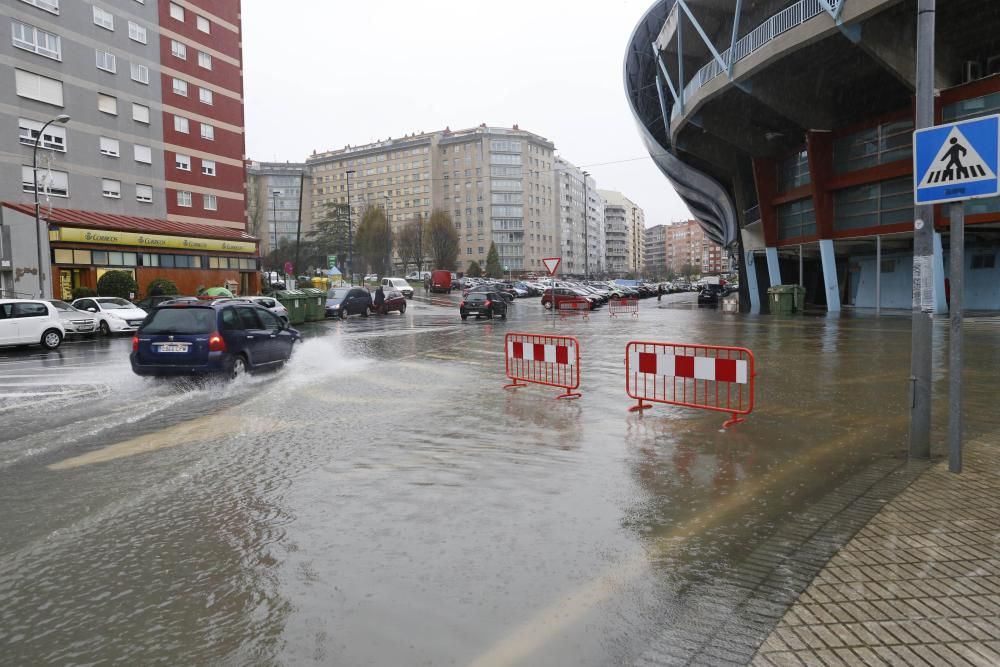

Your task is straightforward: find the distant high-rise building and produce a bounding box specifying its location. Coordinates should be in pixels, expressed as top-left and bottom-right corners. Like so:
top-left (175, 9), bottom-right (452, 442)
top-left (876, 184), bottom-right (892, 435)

top-left (643, 224), bottom-right (667, 276)
top-left (246, 161), bottom-right (306, 258)
top-left (659, 219), bottom-right (730, 276)
top-left (554, 157), bottom-right (604, 277)
top-left (599, 190), bottom-right (644, 277)
top-left (0, 0), bottom-right (254, 298)
top-left (306, 124), bottom-right (558, 275)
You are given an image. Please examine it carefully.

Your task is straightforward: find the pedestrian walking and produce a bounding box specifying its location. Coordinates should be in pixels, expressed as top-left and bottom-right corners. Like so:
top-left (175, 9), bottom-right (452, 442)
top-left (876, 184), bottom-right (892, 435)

top-left (657, 283), bottom-right (664, 302)
top-left (374, 285), bottom-right (386, 314)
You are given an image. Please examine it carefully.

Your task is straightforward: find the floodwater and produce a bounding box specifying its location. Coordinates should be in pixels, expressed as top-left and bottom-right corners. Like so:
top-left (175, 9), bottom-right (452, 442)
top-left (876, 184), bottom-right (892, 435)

top-left (0, 292), bottom-right (996, 665)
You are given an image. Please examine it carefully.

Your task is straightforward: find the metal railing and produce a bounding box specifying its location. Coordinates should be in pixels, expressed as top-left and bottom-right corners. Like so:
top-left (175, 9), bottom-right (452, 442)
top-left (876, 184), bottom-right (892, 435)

top-left (672, 0), bottom-right (840, 119)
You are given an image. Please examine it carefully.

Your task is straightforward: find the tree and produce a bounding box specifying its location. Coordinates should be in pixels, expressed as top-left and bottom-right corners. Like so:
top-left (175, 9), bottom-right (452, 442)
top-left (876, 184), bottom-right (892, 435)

top-left (678, 263), bottom-right (700, 279)
top-left (307, 203), bottom-right (351, 275)
top-left (485, 242), bottom-right (503, 278)
top-left (355, 205), bottom-right (392, 276)
top-left (396, 218), bottom-right (426, 274)
top-left (466, 260), bottom-right (483, 277)
top-left (146, 277), bottom-right (178, 295)
top-left (97, 270), bottom-right (138, 300)
top-left (427, 209), bottom-right (459, 270)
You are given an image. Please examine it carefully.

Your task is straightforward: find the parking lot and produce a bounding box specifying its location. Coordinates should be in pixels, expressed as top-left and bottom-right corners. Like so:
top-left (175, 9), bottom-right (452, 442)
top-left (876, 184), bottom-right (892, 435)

top-left (1, 291), bottom-right (996, 665)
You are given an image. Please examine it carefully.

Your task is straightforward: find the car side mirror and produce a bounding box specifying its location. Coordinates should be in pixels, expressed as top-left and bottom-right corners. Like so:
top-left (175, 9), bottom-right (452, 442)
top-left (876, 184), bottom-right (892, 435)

top-left (87, 308), bottom-right (97, 312)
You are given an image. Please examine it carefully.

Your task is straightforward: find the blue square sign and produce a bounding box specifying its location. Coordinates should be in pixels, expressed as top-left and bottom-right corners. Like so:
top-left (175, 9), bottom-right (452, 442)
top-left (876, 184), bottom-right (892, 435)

top-left (914, 114), bottom-right (1000, 205)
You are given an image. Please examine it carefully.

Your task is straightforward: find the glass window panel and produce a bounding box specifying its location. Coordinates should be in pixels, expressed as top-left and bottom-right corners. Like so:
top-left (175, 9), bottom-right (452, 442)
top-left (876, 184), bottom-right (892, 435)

top-left (73, 250), bottom-right (91, 264)
top-left (108, 252), bottom-right (124, 265)
top-left (54, 248), bottom-right (73, 264)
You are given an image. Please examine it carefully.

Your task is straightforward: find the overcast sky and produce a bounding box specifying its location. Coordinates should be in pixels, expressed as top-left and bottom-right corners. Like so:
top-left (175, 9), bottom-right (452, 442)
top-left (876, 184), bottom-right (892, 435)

top-left (242, 0), bottom-right (691, 227)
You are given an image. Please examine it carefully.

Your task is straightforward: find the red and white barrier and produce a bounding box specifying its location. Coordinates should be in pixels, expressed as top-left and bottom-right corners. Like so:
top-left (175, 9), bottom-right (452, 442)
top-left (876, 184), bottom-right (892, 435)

top-left (557, 299), bottom-right (590, 318)
top-left (609, 298), bottom-right (639, 318)
top-left (625, 341), bottom-right (755, 427)
top-left (504, 332), bottom-right (581, 399)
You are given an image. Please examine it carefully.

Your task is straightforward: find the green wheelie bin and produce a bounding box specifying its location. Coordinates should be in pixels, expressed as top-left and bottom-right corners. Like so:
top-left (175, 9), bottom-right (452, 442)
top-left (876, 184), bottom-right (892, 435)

top-left (299, 287), bottom-right (326, 322)
top-left (275, 290), bottom-right (308, 325)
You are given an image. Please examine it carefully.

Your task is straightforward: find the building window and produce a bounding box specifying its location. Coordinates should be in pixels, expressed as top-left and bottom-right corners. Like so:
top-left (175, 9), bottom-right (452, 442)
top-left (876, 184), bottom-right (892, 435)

top-left (19, 118), bottom-right (66, 151)
top-left (130, 62), bottom-right (149, 84)
top-left (99, 136), bottom-right (120, 157)
top-left (776, 198), bottom-right (816, 240)
top-left (22, 166), bottom-right (68, 196)
top-left (170, 39), bottom-right (186, 59)
top-left (201, 159), bottom-right (216, 176)
top-left (175, 154), bottom-right (191, 171)
top-left (833, 119), bottom-right (914, 174)
top-left (173, 115), bottom-right (189, 133)
top-left (132, 103), bottom-right (149, 123)
top-left (15, 68), bottom-right (63, 106)
top-left (19, 0), bottom-right (60, 13)
top-left (169, 2), bottom-right (184, 20)
top-left (11, 21), bottom-right (61, 60)
top-left (196, 15), bottom-right (210, 33)
top-left (943, 92), bottom-right (1000, 123)
top-left (177, 190), bottom-right (192, 207)
top-left (98, 93), bottom-right (117, 115)
top-left (200, 123), bottom-right (215, 140)
top-left (198, 51), bottom-right (212, 69)
top-left (134, 144), bottom-right (151, 164)
top-left (102, 178), bottom-right (121, 198)
top-left (93, 6), bottom-right (114, 30)
top-left (95, 49), bottom-right (116, 73)
top-left (198, 87), bottom-right (213, 105)
top-left (203, 193), bottom-right (217, 210)
top-left (971, 254), bottom-right (996, 270)
top-left (833, 177), bottom-right (913, 231)
top-left (127, 20), bottom-right (146, 43)
top-left (172, 78), bottom-right (187, 96)
top-left (136, 184), bottom-right (153, 203)
top-left (777, 150), bottom-right (811, 192)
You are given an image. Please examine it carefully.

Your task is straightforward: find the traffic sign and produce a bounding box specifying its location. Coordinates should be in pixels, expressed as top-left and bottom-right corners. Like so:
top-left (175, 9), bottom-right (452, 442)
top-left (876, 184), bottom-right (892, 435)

top-left (284, 261), bottom-right (294, 274)
top-left (327, 255), bottom-right (337, 269)
top-left (914, 114), bottom-right (1000, 205)
top-left (542, 257), bottom-right (561, 276)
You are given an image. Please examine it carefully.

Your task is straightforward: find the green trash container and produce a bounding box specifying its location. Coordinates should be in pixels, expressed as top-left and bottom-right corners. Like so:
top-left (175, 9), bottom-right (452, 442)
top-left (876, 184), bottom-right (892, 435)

top-left (299, 287), bottom-right (326, 322)
top-left (275, 290), bottom-right (307, 325)
top-left (768, 285), bottom-right (798, 314)
top-left (791, 285), bottom-right (806, 313)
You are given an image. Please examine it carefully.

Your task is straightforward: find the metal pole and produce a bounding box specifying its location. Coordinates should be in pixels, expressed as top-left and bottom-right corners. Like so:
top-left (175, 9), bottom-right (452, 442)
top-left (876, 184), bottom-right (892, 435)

top-left (949, 203), bottom-right (964, 473)
top-left (293, 171), bottom-right (305, 281)
top-left (384, 195), bottom-right (390, 277)
top-left (583, 171), bottom-right (589, 280)
top-left (271, 191), bottom-right (278, 264)
top-left (876, 235), bottom-right (882, 313)
top-left (346, 170), bottom-right (355, 285)
top-left (909, 0), bottom-right (935, 460)
top-left (798, 244), bottom-right (803, 286)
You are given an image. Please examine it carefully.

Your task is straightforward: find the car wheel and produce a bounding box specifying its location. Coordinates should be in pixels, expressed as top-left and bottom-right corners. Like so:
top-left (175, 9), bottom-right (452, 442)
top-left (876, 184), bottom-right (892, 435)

top-left (500, 311), bottom-right (507, 320)
top-left (461, 312), bottom-right (468, 320)
top-left (543, 301), bottom-right (552, 310)
top-left (281, 316), bottom-right (289, 325)
top-left (400, 303), bottom-right (406, 314)
top-left (231, 354), bottom-right (248, 379)
top-left (362, 306), bottom-right (369, 317)
top-left (339, 309), bottom-right (347, 319)
top-left (99, 320), bottom-right (111, 336)
top-left (487, 309), bottom-right (494, 320)
top-left (41, 328), bottom-right (62, 350)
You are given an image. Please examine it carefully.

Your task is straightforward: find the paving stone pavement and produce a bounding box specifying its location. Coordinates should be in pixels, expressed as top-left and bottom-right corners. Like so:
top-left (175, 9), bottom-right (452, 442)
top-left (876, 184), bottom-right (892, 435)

top-left (751, 440), bottom-right (1000, 666)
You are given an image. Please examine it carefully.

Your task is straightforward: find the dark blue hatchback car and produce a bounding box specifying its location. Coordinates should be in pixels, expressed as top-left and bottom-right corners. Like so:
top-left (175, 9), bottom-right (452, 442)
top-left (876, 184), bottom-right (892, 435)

top-left (130, 299), bottom-right (300, 377)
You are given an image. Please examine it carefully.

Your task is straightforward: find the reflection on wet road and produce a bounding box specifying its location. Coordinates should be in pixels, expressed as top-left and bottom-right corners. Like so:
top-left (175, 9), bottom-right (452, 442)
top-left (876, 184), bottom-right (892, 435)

top-left (1, 292), bottom-right (997, 664)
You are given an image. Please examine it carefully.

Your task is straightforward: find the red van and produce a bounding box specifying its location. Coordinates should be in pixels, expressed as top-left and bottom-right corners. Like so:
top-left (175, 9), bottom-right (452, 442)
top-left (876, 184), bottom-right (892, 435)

top-left (430, 270), bottom-right (453, 293)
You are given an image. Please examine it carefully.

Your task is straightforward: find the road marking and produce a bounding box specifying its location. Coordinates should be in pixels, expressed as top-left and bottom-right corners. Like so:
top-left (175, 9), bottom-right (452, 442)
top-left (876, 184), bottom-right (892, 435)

top-left (46, 414), bottom-right (281, 470)
top-left (468, 414), bottom-right (908, 667)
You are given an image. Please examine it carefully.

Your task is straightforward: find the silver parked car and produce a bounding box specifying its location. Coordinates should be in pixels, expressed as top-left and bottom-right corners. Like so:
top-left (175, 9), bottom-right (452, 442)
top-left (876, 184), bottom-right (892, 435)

top-left (240, 296), bottom-right (289, 324)
top-left (48, 300), bottom-right (98, 337)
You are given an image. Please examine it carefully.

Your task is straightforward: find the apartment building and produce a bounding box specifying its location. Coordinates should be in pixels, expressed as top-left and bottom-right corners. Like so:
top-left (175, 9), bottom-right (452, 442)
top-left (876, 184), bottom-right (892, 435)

top-left (554, 157), bottom-right (605, 277)
top-left (246, 160), bottom-right (305, 257)
top-left (660, 219), bottom-right (730, 276)
top-left (599, 189), bottom-right (644, 277)
top-left (0, 0), bottom-right (253, 299)
top-left (306, 124), bottom-right (558, 275)
top-left (643, 223), bottom-right (667, 276)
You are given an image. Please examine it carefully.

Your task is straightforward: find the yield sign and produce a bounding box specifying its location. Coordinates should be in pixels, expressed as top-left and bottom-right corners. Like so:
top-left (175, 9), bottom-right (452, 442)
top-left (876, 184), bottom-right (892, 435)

top-left (542, 257), bottom-right (561, 276)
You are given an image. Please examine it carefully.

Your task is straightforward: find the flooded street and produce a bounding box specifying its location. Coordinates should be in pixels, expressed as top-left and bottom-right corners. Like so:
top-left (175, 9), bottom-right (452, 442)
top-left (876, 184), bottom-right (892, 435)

top-left (1, 294), bottom-right (997, 665)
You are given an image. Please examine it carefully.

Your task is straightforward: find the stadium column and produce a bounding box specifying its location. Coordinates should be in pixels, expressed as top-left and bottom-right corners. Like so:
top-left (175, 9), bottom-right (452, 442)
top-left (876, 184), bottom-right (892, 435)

top-left (752, 157), bottom-right (782, 287)
top-left (807, 131), bottom-right (839, 312)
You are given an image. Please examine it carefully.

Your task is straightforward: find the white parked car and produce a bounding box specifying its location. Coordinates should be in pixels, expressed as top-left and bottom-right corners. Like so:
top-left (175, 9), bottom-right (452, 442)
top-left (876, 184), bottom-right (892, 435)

top-left (380, 277), bottom-right (414, 298)
top-left (406, 271), bottom-right (431, 281)
top-left (0, 299), bottom-right (65, 350)
top-left (48, 300), bottom-right (98, 337)
top-left (70, 296), bottom-right (147, 335)
top-left (240, 296), bottom-right (289, 324)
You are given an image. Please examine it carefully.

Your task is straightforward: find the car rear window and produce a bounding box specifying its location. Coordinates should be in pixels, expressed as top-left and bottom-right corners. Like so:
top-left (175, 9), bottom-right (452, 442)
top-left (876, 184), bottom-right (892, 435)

top-left (466, 293), bottom-right (487, 301)
top-left (141, 308), bottom-right (215, 334)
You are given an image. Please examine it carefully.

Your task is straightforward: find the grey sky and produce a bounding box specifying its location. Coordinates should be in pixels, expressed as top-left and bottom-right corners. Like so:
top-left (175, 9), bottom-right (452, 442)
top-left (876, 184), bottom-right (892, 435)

top-left (242, 0), bottom-right (691, 227)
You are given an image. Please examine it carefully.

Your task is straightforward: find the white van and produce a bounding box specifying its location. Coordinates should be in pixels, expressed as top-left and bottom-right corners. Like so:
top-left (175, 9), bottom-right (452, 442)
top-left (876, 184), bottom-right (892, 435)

top-left (0, 299), bottom-right (65, 349)
top-left (380, 277), bottom-right (414, 299)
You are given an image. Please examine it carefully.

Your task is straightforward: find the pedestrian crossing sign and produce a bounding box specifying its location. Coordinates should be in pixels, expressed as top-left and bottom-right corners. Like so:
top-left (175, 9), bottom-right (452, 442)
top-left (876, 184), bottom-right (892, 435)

top-left (914, 115), bottom-right (1000, 205)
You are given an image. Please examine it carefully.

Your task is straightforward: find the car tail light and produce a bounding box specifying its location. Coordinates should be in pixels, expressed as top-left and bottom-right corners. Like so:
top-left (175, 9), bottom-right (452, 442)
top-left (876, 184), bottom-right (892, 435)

top-left (208, 332), bottom-right (226, 352)
top-left (484, 300), bottom-right (492, 307)
top-left (131, 335), bottom-right (139, 352)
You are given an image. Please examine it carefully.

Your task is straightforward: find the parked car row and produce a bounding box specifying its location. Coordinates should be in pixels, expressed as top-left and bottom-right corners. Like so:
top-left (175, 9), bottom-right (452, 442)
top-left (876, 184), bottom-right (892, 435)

top-left (325, 286), bottom-right (407, 318)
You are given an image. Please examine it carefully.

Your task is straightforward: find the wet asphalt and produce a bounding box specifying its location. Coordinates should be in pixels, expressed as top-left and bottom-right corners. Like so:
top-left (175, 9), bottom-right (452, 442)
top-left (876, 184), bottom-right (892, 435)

top-left (0, 291), bottom-right (997, 665)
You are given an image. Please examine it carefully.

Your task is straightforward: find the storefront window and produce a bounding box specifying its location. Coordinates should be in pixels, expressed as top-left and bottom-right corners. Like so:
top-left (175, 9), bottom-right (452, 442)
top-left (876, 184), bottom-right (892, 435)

top-left (54, 249), bottom-right (74, 264)
top-left (109, 251), bottom-right (124, 265)
top-left (92, 251), bottom-right (108, 265)
top-left (122, 252), bottom-right (137, 266)
top-left (74, 250), bottom-right (91, 265)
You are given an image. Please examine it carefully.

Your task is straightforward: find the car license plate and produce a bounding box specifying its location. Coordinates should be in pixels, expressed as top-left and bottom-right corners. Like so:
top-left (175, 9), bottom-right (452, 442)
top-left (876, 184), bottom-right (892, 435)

top-left (157, 343), bottom-right (189, 353)
top-left (129, 320), bottom-right (143, 327)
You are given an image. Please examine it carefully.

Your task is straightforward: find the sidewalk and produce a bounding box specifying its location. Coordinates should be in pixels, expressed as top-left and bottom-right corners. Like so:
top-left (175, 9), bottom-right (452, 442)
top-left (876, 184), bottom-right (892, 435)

top-left (752, 440), bottom-right (1000, 666)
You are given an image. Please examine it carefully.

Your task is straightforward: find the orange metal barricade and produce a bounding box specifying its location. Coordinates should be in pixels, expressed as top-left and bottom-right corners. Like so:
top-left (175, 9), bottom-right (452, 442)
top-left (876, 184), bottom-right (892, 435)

top-left (609, 298), bottom-right (639, 318)
top-left (504, 332), bottom-right (582, 399)
top-left (625, 341), bottom-right (755, 428)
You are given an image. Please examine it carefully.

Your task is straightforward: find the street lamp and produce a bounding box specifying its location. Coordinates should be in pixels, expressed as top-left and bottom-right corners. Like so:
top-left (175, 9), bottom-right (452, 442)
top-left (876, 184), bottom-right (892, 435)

top-left (32, 114), bottom-right (70, 298)
top-left (582, 170), bottom-right (590, 280)
top-left (346, 170), bottom-right (355, 285)
top-left (271, 190), bottom-right (280, 268)
top-left (384, 194), bottom-right (390, 277)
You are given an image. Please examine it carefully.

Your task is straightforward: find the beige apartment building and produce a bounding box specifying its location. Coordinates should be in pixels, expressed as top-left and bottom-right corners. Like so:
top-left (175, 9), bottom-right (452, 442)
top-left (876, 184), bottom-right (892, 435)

top-left (305, 124), bottom-right (558, 274)
top-left (599, 190), bottom-right (645, 277)
top-left (654, 219), bottom-right (732, 276)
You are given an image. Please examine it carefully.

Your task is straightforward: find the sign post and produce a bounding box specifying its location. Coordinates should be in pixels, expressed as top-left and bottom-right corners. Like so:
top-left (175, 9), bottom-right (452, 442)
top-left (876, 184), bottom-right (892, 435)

top-left (913, 113), bottom-right (1000, 473)
top-left (542, 257), bottom-right (561, 325)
